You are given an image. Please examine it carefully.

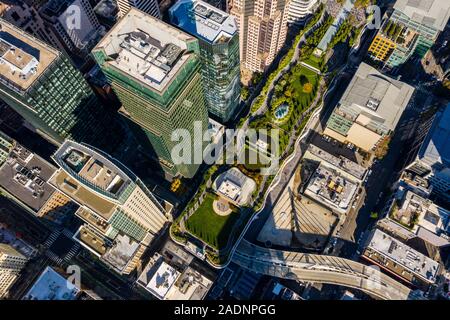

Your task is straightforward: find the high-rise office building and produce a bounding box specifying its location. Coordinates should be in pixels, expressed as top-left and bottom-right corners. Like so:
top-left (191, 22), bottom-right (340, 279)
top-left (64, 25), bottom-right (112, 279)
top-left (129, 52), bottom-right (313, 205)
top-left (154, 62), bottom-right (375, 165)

top-left (92, 8), bottom-right (209, 178)
top-left (170, 0), bottom-right (241, 123)
top-left (116, 0), bottom-right (161, 18)
top-left (0, 19), bottom-right (120, 150)
top-left (368, 0), bottom-right (450, 71)
top-left (0, 244), bottom-right (27, 298)
top-left (39, 0), bottom-right (105, 61)
top-left (230, 0), bottom-right (290, 72)
top-left (287, 0), bottom-right (318, 26)
top-left (49, 140), bottom-right (171, 274)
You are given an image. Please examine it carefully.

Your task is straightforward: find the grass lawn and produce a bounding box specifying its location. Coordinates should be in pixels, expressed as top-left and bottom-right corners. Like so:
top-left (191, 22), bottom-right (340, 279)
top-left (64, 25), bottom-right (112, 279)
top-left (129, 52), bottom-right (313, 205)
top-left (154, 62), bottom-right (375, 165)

top-left (303, 54), bottom-right (323, 70)
top-left (185, 193), bottom-right (240, 250)
top-left (242, 145), bottom-right (272, 171)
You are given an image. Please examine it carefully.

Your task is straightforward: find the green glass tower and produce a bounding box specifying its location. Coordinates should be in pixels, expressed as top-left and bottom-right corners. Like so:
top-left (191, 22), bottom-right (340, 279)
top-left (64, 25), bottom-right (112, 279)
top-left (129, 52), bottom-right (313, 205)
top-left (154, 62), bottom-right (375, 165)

top-left (92, 8), bottom-right (209, 179)
top-left (169, 0), bottom-right (241, 123)
top-left (0, 19), bottom-right (118, 151)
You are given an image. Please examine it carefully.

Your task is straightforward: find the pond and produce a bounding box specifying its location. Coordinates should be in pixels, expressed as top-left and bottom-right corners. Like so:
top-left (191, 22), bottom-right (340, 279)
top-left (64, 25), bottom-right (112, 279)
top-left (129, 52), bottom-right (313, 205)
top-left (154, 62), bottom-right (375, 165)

top-left (274, 104), bottom-right (290, 120)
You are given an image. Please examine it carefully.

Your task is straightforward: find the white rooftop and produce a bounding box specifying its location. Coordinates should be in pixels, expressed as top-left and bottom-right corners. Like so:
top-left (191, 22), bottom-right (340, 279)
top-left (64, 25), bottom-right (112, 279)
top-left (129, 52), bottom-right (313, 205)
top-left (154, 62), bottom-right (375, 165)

top-left (146, 260), bottom-right (180, 300)
top-left (338, 63), bottom-right (414, 133)
top-left (23, 266), bottom-right (80, 300)
top-left (170, 0), bottom-right (237, 44)
top-left (93, 8), bottom-right (195, 92)
top-left (367, 229), bottom-right (440, 282)
top-left (394, 0), bottom-right (450, 31)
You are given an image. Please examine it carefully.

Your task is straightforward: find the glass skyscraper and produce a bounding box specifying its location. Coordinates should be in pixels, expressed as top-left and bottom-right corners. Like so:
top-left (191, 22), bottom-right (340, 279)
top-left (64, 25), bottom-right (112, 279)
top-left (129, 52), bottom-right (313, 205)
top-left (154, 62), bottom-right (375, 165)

top-left (170, 0), bottom-right (241, 123)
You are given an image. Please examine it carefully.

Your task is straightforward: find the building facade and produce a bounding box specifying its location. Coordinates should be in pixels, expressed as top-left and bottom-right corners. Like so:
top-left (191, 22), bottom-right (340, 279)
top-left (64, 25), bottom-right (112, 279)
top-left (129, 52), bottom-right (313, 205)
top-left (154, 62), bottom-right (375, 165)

top-left (0, 19), bottom-right (121, 151)
top-left (368, 0), bottom-right (450, 71)
top-left (0, 244), bottom-right (27, 298)
top-left (116, 0), bottom-right (161, 18)
top-left (287, 0), bottom-right (318, 26)
top-left (49, 140), bottom-right (171, 274)
top-left (92, 8), bottom-right (209, 178)
top-left (170, 0), bottom-right (241, 123)
top-left (230, 0), bottom-right (290, 72)
top-left (0, 131), bottom-right (13, 166)
top-left (406, 104), bottom-right (450, 204)
top-left (39, 0), bottom-right (105, 61)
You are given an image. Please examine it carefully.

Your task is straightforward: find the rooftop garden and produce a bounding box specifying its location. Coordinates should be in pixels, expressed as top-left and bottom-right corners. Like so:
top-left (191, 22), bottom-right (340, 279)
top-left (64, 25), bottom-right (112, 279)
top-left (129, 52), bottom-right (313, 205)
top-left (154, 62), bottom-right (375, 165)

top-left (185, 193), bottom-right (240, 250)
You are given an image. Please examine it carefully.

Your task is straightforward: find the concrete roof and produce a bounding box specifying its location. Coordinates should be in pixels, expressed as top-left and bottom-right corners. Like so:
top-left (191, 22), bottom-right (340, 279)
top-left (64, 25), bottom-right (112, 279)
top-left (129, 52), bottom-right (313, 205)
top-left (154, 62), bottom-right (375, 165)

top-left (0, 19), bottom-right (58, 92)
top-left (394, 0), bottom-right (450, 31)
top-left (170, 0), bottom-right (237, 44)
top-left (338, 63), bottom-right (414, 133)
top-left (93, 7), bottom-right (195, 93)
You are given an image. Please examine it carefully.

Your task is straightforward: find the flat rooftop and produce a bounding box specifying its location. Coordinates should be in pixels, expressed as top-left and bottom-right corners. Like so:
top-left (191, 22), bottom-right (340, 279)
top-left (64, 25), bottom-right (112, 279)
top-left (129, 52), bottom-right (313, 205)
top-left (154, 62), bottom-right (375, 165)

top-left (170, 0), bottom-right (237, 44)
top-left (337, 63), bottom-right (414, 133)
top-left (93, 8), bottom-right (195, 92)
top-left (418, 103), bottom-right (450, 167)
top-left (0, 144), bottom-right (56, 213)
top-left (102, 233), bottom-right (140, 272)
top-left (137, 253), bottom-right (212, 300)
top-left (365, 228), bottom-right (440, 283)
top-left (52, 140), bottom-right (132, 201)
top-left (23, 266), bottom-right (80, 300)
top-left (49, 170), bottom-right (116, 220)
top-left (394, 0), bottom-right (450, 31)
top-left (306, 144), bottom-right (366, 180)
top-left (0, 19), bottom-right (58, 92)
top-left (304, 164), bottom-right (358, 213)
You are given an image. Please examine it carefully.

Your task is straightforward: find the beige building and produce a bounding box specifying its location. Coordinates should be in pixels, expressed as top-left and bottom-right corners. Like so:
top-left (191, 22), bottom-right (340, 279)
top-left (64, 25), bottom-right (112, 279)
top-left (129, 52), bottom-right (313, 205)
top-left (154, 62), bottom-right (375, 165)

top-left (49, 140), bottom-right (172, 274)
top-left (230, 0), bottom-right (290, 72)
top-left (0, 244), bottom-right (27, 299)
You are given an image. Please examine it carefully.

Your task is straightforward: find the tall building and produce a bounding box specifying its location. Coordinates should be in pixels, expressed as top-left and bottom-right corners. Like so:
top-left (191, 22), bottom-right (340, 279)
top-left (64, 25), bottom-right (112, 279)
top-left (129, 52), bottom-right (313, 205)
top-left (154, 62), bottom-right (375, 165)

top-left (0, 19), bottom-right (120, 150)
top-left (287, 0), bottom-right (318, 26)
top-left (230, 0), bottom-right (290, 72)
top-left (368, 0), bottom-right (450, 71)
top-left (92, 8), bottom-right (209, 178)
top-left (406, 104), bottom-right (450, 204)
top-left (0, 131), bottom-right (13, 166)
top-left (39, 0), bottom-right (105, 61)
top-left (116, 0), bottom-right (161, 18)
top-left (0, 244), bottom-right (27, 299)
top-left (170, 0), bottom-right (241, 123)
top-left (323, 63), bottom-right (414, 153)
top-left (49, 140), bottom-right (171, 274)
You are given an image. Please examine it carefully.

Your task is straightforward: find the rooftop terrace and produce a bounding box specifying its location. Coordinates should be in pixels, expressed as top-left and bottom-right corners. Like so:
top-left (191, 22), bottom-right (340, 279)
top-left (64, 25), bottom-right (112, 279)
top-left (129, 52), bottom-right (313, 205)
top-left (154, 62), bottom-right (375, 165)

top-left (0, 19), bottom-right (58, 92)
top-left (52, 140), bottom-right (133, 202)
top-left (94, 8), bottom-right (195, 92)
top-left (170, 0), bottom-right (237, 44)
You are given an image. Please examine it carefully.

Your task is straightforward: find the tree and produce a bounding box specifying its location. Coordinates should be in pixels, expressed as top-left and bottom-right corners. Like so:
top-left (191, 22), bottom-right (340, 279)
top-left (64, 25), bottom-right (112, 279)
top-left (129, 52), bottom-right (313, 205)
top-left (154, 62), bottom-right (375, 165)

top-left (303, 83), bottom-right (313, 93)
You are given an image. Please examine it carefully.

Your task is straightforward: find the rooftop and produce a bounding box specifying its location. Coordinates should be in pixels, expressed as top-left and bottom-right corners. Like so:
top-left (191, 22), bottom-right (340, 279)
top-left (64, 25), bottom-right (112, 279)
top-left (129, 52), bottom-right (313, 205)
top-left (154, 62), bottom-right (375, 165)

top-left (137, 253), bottom-right (212, 300)
top-left (364, 228), bottom-right (440, 283)
top-left (304, 163), bottom-right (358, 213)
top-left (93, 8), bottom-right (195, 92)
top-left (0, 19), bottom-right (58, 92)
top-left (23, 266), bottom-right (80, 300)
top-left (337, 63), bottom-right (414, 133)
top-left (418, 103), bottom-right (450, 168)
top-left (306, 144), bottom-right (366, 180)
top-left (170, 0), bottom-right (237, 44)
top-left (52, 140), bottom-right (133, 202)
top-left (394, 0), bottom-right (450, 31)
top-left (102, 233), bottom-right (140, 272)
top-left (0, 144), bottom-right (57, 213)
top-left (213, 167), bottom-right (256, 206)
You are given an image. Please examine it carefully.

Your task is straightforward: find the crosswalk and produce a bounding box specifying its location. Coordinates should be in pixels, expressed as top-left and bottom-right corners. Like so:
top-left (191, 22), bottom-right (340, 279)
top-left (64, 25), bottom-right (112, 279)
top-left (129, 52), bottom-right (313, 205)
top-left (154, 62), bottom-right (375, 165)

top-left (42, 229), bottom-right (80, 267)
